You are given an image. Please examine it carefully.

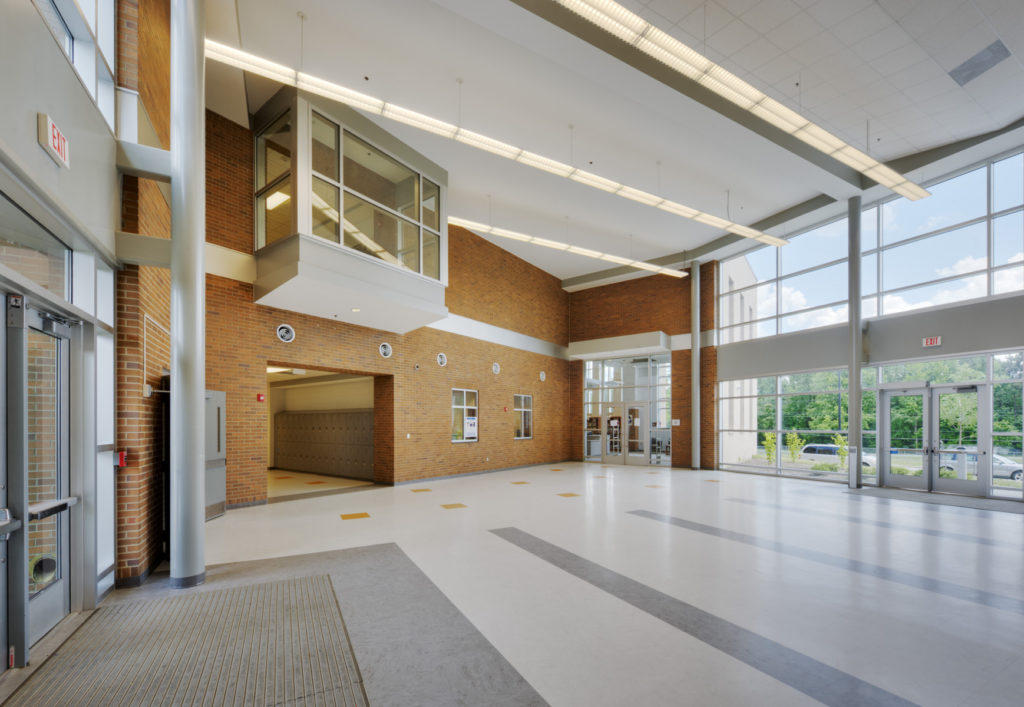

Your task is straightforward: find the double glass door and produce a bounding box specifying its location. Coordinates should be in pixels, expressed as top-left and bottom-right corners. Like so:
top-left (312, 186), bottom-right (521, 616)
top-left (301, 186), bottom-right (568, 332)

top-left (603, 404), bottom-right (648, 465)
top-left (880, 385), bottom-right (989, 496)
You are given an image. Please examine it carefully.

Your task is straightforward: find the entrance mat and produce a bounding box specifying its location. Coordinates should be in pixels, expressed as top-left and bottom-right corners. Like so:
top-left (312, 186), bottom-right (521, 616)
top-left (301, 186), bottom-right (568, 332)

top-left (847, 487), bottom-right (1024, 514)
top-left (7, 575), bottom-right (368, 706)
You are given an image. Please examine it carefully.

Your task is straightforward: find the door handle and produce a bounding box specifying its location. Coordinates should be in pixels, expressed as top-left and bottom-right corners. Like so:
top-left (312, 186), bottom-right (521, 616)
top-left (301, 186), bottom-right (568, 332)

top-left (0, 508), bottom-right (22, 541)
top-left (27, 496), bottom-right (79, 522)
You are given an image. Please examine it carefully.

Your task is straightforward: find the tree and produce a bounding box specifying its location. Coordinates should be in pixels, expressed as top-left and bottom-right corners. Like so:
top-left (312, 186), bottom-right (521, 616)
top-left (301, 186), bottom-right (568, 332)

top-left (938, 393), bottom-right (978, 446)
top-left (832, 432), bottom-right (848, 469)
top-left (763, 432), bottom-right (776, 464)
top-left (786, 431), bottom-right (804, 463)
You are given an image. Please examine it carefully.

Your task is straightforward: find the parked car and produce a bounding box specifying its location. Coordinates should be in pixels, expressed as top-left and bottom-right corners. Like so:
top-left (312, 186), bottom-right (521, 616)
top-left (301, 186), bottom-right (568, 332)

top-left (939, 448), bottom-right (1022, 480)
top-left (799, 444), bottom-right (876, 467)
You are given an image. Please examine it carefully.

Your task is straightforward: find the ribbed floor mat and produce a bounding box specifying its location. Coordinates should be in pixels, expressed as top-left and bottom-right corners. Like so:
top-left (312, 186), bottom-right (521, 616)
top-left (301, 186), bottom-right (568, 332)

top-left (8, 575), bottom-right (368, 706)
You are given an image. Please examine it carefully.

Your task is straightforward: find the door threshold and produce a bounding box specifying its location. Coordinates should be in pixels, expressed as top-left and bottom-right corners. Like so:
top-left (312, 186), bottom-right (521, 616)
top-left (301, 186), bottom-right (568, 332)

top-left (848, 487), bottom-right (1024, 514)
top-left (0, 611), bottom-right (93, 702)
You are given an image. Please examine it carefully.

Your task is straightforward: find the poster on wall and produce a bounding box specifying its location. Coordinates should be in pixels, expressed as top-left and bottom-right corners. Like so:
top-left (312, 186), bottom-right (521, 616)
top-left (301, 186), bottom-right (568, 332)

top-left (465, 416), bottom-right (478, 440)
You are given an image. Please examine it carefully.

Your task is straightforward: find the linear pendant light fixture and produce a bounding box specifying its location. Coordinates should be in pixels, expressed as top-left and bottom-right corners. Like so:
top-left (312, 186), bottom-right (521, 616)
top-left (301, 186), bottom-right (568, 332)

top-left (205, 39), bottom-right (787, 247)
top-left (448, 216), bottom-right (686, 278)
top-left (553, 0), bottom-right (929, 201)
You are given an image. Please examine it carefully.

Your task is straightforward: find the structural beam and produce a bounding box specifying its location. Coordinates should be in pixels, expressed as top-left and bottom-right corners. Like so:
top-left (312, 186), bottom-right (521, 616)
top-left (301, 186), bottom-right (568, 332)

top-left (169, 0), bottom-right (206, 587)
top-left (847, 196), bottom-right (863, 489)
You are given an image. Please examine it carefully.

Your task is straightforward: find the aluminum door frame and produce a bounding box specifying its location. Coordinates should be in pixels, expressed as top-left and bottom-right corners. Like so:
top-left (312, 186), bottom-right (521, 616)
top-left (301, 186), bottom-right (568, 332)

top-left (930, 384), bottom-right (989, 497)
top-left (878, 384), bottom-right (930, 491)
top-left (625, 404), bottom-right (650, 465)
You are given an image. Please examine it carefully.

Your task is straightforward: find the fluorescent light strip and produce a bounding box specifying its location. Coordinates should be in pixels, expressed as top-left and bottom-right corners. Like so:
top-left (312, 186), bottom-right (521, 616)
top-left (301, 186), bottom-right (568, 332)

top-left (204, 39), bottom-right (785, 246)
top-left (554, 0), bottom-right (930, 201)
top-left (448, 216), bottom-right (686, 278)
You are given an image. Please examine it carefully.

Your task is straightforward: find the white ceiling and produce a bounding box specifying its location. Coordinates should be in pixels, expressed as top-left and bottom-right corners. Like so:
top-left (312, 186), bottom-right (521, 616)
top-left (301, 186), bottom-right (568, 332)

top-left (205, 0), bottom-right (1024, 283)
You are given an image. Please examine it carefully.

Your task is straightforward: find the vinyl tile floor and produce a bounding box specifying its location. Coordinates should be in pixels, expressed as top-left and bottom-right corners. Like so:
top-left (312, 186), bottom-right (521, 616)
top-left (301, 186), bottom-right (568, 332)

top-left (266, 469), bottom-right (374, 499)
top-left (201, 463), bottom-right (1024, 707)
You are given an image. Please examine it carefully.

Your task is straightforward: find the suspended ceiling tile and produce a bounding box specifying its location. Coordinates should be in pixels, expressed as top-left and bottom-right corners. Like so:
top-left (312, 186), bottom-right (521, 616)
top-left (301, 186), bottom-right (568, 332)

top-left (717, 0), bottom-right (760, 16)
top-left (643, 0), bottom-right (703, 25)
top-left (868, 41), bottom-right (932, 76)
top-left (678, 1), bottom-right (735, 41)
top-left (753, 52), bottom-right (804, 85)
top-left (787, 32), bottom-right (840, 65)
top-left (902, 73), bottom-right (960, 103)
top-left (896, 0), bottom-right (971, 40)
top-left (728, 36), bottom-right (785, 73)
top-left (886, 58), bottom-right (946, 91)
top-left (831, 3), bottom-right (893, 47)
top-left (851, 22), bottom-right (913, 64)
top-left (877, 0), bottom-right (917, 22)
top-left (738, 0), bottom-right (800, 34)
top-left (766, 11), bottom-right (826, 48)
top-left (805, 0), bottom-right (873, 29)
top-left (708, 17), bottom-right (759, 56)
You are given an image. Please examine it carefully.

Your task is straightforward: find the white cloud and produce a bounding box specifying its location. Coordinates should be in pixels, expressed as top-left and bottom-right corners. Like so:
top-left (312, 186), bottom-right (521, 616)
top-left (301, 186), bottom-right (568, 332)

top-left (936, 255), bottom-right (986, 278)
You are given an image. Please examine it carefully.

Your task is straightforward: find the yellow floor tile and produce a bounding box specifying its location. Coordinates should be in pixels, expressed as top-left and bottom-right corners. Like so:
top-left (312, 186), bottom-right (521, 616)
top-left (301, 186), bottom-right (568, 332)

top-left (411, 488), bottom-right (432, 493)
top-left (645, 485), bottom-right (664, 489)
top-left (557, 493), bottom-right (580, 498)
top-left (340, 512), bottom-right (370, 520)
top-left (441, 503), bottom-right (466, 509)
top-left (512, 481), bottom-right (530, 485)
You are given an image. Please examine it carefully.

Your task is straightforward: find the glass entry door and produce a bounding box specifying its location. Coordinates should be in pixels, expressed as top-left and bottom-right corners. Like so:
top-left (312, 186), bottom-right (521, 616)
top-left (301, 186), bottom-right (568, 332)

top-left (879, 385), bottom-right (989, 497)
top-left (25, 325), bottom-right (71, 644)
top-left (603, 405), bottom-right (624, 464)
top-left (625, 405), bottom-right (648, 465)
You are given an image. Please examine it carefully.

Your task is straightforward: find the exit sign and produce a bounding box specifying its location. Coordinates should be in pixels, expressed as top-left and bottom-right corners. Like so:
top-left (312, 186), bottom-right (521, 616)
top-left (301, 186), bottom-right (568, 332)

top-left (37, 113), bottom-right (70, 169)
top-left (922, 336), bottom-right (942, 348)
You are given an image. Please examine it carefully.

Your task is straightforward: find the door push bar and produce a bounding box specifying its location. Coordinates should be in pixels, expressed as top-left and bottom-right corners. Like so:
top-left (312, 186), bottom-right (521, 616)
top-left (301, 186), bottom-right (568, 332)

top-left (27, 496), bottom-right (80, 522)
top-left (0, 508), bottom-right (22, 541)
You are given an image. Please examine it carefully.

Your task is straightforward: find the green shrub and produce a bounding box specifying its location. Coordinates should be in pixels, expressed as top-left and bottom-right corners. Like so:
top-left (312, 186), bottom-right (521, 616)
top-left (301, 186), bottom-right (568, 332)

top-left (786, 432), bottom-right (804, 464)
top-left (763, 433), bottom-right (776, 465)
top-left (811, 463), bottom-right (839, 471)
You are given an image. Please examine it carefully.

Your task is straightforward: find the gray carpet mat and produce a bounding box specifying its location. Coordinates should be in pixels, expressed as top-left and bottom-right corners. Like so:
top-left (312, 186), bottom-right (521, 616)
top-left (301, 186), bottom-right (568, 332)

top-left (7, 575), bottom-right (367, 707)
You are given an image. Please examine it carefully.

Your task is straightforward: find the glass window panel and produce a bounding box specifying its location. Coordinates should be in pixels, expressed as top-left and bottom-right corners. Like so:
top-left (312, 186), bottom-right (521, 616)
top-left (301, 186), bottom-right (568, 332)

top-left (0, 191), bottom-right (69, 297)
top-left (993, 153), bottom-right (1023, 212)
top-left (343, 192), bottom-right (420, 272)
top-left (27, 330), bottom-right (62, 596)
top-left (861, 207), bottom-right (878, 251)
top-left (862, 390), bottom-right (877, 430)
top-left (344, 132), bottom-right (418, 218)
top-left (861, 367), bottom-right (878, 389)
top-left (781, 218), bottom-right (847, 275)
top-left (584, 361), bottom-right (602, 387)
top-left (601, 388), bottom-right (622, 403)
top-left (603, 360), bottom-right (624, 385)
top-left (782, 393), bottom-right (845, 431)
top-left (720, 283), bottom-right (775, 326)
top-left (993, 210), bottom-right (1023, 267)
top-left (257, 112), bottom-right (291, 189)
top-left (993, 265), bottom-right (1024, 295)
top-left (312, 177), bottom-right (340, 242)
top-left (882, 166), bottom-right (986, 244)
top-left (882, 273), bottom-right (987, 315)
top-left (993, 353), bottom-right (1024, 381)
top-left (452, 389), bottom-right (464, 406)
top-left (311, 112), bottom-right (339, 181)
top-left (33, 0), bottom-right (73, 60)
top-left (758, 397), bottom-right (776, 430)
top-left (993, 382), bottom-right (1023, 433)
top-left (881, 356), bottom-right (986, 384)
top-left (862, 253), bottom-right (877, 294)
top-left (757, 377), bottom-right (778, 395)
top-left (257, 175), bottom-right (292, 247)
top-left (780, 262), bottom-right (847, 313)
top-left (720, 378), bottom-right (755, 398)
top-left (720, 247), bottom-right (776, 292)
top-left (422, 230), bottom-right (440, 280)
top-left (720, 397), bottom-right (759, 430)
top-left (862, 296), bottom-right (877, 318)
top-left (522, 411), bottom-right (532, 439)
top-left (451, 407), bottom-right (464, 441)
top-left (781, 371), bottom-right (841, 394)
top-left (422, 179), bottom-right (440, 231)
top-left (883, 221), bottom-right (986, 292)
top-left (623, 387), bottom-right (651, 402)
top-left (779, 304), bottom-right (847, 334)
top-left (466, 391), bottom-right (477, 406)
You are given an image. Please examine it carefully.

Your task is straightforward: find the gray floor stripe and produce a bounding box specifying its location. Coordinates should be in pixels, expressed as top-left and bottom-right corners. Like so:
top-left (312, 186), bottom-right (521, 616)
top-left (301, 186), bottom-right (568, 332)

top-left (725, 497), bottom-right (1007, 548)
top-left (491, 526), bottom-right (916, 707)
top-left (843, 487), bottom-right (1024, 514)
top-left (629, 509), bottom-right (1024, 616)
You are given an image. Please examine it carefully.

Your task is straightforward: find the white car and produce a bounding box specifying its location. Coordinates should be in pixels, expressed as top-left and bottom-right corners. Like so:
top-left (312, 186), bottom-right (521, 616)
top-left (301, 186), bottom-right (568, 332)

top-left (799, 444), bottom-right (876, 467)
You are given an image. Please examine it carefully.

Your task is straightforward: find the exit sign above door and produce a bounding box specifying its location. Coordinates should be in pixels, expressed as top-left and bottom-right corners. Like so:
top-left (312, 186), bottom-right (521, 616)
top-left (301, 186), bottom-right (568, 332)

top-left (922, 336), bottom-right (942, 348)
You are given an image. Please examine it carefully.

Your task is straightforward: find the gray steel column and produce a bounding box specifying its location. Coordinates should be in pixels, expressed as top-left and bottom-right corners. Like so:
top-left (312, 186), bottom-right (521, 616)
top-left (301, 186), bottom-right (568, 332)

top-left (169, 0), bottom-right (206, 587)
top-left (847, 196), bottom-right (863, 489)
top-left (691, 262), bottom-right (701, 470)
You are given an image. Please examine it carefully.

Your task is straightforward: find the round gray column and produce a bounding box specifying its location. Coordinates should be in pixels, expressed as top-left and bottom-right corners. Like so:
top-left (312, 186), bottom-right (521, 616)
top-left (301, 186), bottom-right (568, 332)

top-left (847, 196), bottom-right (863, 489)
top-left (169, 0), bottom-right (206, 587)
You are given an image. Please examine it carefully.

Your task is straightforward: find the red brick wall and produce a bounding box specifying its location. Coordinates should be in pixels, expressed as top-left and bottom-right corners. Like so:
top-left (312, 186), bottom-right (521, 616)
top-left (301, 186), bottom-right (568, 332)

top-left (447, 226), bottom-right (570, 346)
top-left (569, 274), bottom-right (689, 342)
top-left (138, 0), bottom-right (170, 148)
top-left (568, 360), bottom-right (583, 461)
top-left (115, 264), bottom-right (170, 583)
top-left (671, 349), bottom-right (692, 468)
top-left (116, 0), bottom-right (138, 91)
top-left (700, 261), bottom-right (718, 469)
top-left (207, 275), bottom-right (571, 503)
top-left (206, 111), bottom-right (254, 253)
